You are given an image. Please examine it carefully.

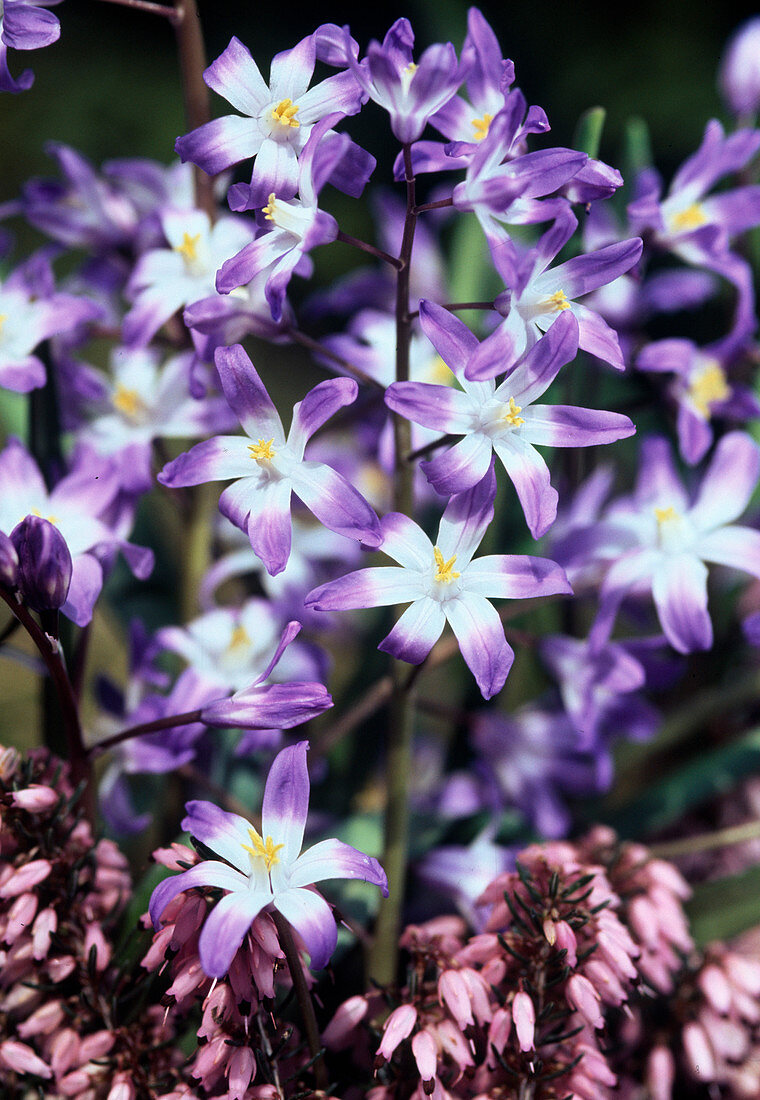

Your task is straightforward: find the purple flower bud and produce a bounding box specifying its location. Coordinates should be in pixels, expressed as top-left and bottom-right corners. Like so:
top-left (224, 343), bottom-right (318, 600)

top-left (719, 18), bottom-right (760, 117)
top-left (10, 515), bottom-right (72, 611)
top-left (0, 531), bottom-right (18, 589)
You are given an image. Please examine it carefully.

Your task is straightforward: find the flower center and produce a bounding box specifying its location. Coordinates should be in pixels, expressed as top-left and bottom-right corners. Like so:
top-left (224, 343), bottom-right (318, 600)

top-left (501, 396), bottom-right (525, 427)
top-left (248, 438), bottom-right (276, 463)
top-left (471, 113), bottom-right (493, 141)
top-left (227, 624), bottom-right (251, 652)
top-left (654, 505), bottom-right (678, 525)
top-left (543, 289), bottom-right (571, 312)
top-left (271, 98), bottom-right (300, 129)
top-left (670, 202), bottom-right (708, 233)
top-left (0, 313), bottom-right (6, 338)
top-left (112, 384), bottom-right (147, 420)
top-left (175, 231), bottom-right (201, 270)
top-left (433, 547), bottom-right (460, 584)
top-left (688, 360), bottom-right (730, 418)
top-left (400, 61), bottom-right (417, 96)
top-left (242, 827), bottom-right (284, 872)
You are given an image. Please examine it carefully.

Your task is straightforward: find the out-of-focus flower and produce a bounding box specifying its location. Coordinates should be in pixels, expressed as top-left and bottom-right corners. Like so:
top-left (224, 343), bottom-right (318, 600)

top-left (719, 18), bottom-right (760, 118)
top-left (0, 0), bottom-right (60, 94)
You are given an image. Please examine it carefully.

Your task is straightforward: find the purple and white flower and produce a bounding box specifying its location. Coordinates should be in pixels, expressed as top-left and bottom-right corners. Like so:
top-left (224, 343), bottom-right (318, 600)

top-left (346, 18), bottom-right (465, 144)
top-left (590, 432), bottom-right (760, 653)
top-left (305, 464), bottom-right (571, 699)
top-left (123, 208), bottom-right (255, 348)
top-left (175, 33), bottom-right (365, 207)
top-left (158, 344), bottom-right (382, 575)
top-left (386, 304), bottom-right (634, 537)
top-left (150, 741), bottom-right (388, 977)
top-left (466, 206), bottom-right (642, 379)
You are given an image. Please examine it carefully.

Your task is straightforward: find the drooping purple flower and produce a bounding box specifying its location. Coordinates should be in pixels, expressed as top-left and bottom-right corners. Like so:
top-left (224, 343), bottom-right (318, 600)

top-left (149, 741), bottom-right (388, 977)
top-left (175, 33), bottom-right (366, 207)
top-left (0, 439), bottom-right (153, 626)
top-left (0, 0), bottom-right (60, 94)
top-left (158, 344), bottom-right (382, 575)
top-left (345, 18), bottom-right (465, 144)
top-left (386, 304), bottom-right (634, 537)
top-left (305, 463), bottom-right (571, 699)
top-left (465, 206), bottom-right (643, 379)
top-left (589, 432), bottom-right (760, 653)
top-left (719, 18), bottom-right (760, 119)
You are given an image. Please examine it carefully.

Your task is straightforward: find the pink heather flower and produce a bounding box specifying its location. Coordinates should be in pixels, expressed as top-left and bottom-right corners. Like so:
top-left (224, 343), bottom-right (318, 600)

top-left (377, 1004), bottom-right (417, 1061)
top-left (0, 1038), bottom-right (52, 1077)
top-left (411, 1029), bottom-right (438, 1086)
top-left (566, 973), bottom-right (604, 1030)
top-left (9, 784), bottom-right (58, 811)
top-left (0, 858), bottom-right (51, 897)
top-left (646, 1045), bottom-right (676, 1100)
top-left (511, 990), bottom-right (535, 1051)
top-left (438, 969), bottom-right (474, 1029)
top-left (322, 994), bottom-right (370, 1049)
top-left (682, 1020), bottom-right (717, 1081)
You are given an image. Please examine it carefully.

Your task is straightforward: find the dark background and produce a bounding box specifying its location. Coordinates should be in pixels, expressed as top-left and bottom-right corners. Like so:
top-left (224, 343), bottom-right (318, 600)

top-left (2, 0), bottom-right (760, 204)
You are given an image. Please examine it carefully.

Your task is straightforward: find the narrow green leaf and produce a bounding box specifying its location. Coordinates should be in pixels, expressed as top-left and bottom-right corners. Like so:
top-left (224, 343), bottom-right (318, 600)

top-left (686, 865), bottom-right (760, 946)
top-left (573, 107), bottom-right (605, 159)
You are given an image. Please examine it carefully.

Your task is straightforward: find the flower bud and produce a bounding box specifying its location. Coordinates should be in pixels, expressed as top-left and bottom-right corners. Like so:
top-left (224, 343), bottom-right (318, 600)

top-left (11, 515), bottom-right (72, 612)
top-left (512, 991), bottom-right (535, 1051)
top-left (0, 1038), bottom-right (52, 1078)
top-left (10, 784), bottom-right (58, 812)
top-left (376, 1004), bottom-right (417, 1062)
top-left (719, 18), bottom-right (760, 117)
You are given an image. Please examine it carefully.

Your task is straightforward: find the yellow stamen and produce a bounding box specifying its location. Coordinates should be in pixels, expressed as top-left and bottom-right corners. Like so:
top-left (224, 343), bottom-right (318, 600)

top-left (262, 193), bottom-right (277, 222)
top-left (670, 202), bottom-right (708, 232)
top-left (471, 113), bottom-right (493, 141)
top-left (502, 396), bottom-right (525, 427)
top-left (271, 98), bottom-right (300, 128)
top-left (242, 827), bottom-right (285, 872)
top-left (0, 313), bottom-right (7, 335)
top-left (227, 624), bottom-right (251, 651)
top-left (248, 438), bottom-right (276, 462)
top-left (112, 384), bottom-right (146, 419)
top-left (400, 61), bottom-right (417, 95)
top-left (433, 546), bottom-right (460, 584)
top-left (175, 231), bottom-right (201, 264)
top-left (688, 361), bottom-right (730, 418)
top-left (654, 505), bottom-right (678, 525)
top-left (429, 354), bottom-right (454, 385)
top-left (545, 289), bottom-right (571, 312)
top-left (31, 507), bottom-right (59, 525)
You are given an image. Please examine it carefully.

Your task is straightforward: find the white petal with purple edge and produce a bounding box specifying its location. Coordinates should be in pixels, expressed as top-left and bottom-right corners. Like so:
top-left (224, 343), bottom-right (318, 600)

top-left (464, 555), bottom-right (571, 600)
top-left (262, 741), bottom-right (310, 865)
top-left (274, 887), bottom-right (337, 970)
top-left (247, 478), bottom-right (293, 577)
top-left (288, 377), bottom-right (358, 459)
top-left (379, 512), bottom-right (434, 570)
top-left (378, 597), bottom-right (446, 664)
top-left (698, 525), bottom-right (760, 579)
top-left (181, 801), bottom-right (258, 872)
top-left (436, 462), bottom-right (496, 564)
top-left (199, 887), bottom-right (273, 978)
top-left (652, 554), bottom-right (712, 653)
top-left (520, 405), bottom-right (635, 448)
top-left (289, 838), bottom-right (388, 894)
top-left (384, 380), bottom-right (473, 432)
top-left (290, 461), bottom-right (381, 547)
top-left (444, 593), bottom-right (514, 699)
top-left (305, 566), bottom-right (423, 611)
top-left (422, 432), bottom-right (494, 495)
top-left (689, 431), bottom-right (760, 531)
top-left (493, 436), bottom-right (558, 538)
top-left (215, 344), bottom-right (283, 442)
top-left (150, 860), bottom-right (250, 928)
top-left (158, 436), bottom-right (254, 487)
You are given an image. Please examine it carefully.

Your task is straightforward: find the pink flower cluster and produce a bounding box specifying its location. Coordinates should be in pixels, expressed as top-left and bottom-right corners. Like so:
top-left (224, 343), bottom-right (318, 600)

top-left (139, 843), bottom-right (317, 1098)
top-left (0, 744), bottom-right (139, 1094)
top-left (323, 829), bottom-right (757, 1100)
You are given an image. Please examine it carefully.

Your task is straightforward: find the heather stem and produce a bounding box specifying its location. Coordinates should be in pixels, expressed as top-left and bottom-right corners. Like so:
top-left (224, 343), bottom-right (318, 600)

top-left (368, 143), bottom-right (418, 985)
top-left (271, 910), bottom-right (328, 1091)
top-left (0, 588), bottom-right (94, 822)
top-left (88, 708), bottom-right (204, 758)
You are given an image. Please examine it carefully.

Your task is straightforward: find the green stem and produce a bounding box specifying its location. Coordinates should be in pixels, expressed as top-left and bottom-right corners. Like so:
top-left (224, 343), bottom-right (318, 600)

top-left (368, 143), bottom-right (418, 985)
top-left (271, 910), bottom-right (328, 1091)
top-left (172, 0), bottom-right (214, 219)
top-left (88, 707), bottom-right (203, 759)
top-left (649, 818), bottom-right (760, 861)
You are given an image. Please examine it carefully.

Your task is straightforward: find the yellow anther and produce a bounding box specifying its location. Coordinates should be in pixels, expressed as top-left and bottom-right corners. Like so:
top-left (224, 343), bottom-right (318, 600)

top-left (433, 546), bottom-right (460, 584)
top-left (688, 361), bottom-right (730, 418)
top-left (671, 203), bottom-right (708, 232)
top-left (0, 313), bottom-right (7, 334)
top-left (654, 505), bottom-right (678, 525)
top-left (502, 396), bottom-right (525, 427)
top-left (31, 508), bottom-right (59, 525)
top-left (271, 98), bottom-right (300, 128)
top-left (242, 827), bottom-right (285, 872)
top-left (248, 438), bottom-right (276, 462)
top-left (175, 231), bottom-right (201, 264)
top-left (471, 113), bottom-right (493, 141)
top-left (400, 61), bottom-right (418, 95)
top-left (112, 384), bottom-right (146, 419)
top-left (227, 624), bottom-right (251, 651)
top-left (262, 193), bottom-right (277, 222)
top-left (429, 354), bottom-right (454, 385)
top-left (545, 289), bottom-right (571, 312)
